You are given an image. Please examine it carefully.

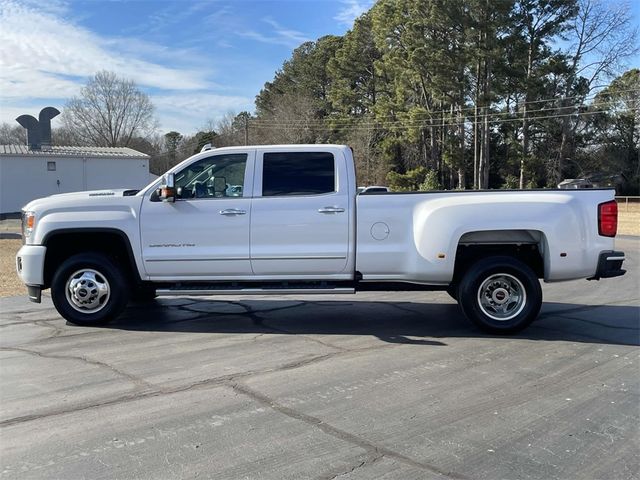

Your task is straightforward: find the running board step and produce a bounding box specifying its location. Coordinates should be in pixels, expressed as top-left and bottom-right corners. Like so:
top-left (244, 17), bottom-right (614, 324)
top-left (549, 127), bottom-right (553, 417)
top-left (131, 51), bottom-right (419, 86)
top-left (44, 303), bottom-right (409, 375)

top-left (155, 287), bottom-right (355, 296)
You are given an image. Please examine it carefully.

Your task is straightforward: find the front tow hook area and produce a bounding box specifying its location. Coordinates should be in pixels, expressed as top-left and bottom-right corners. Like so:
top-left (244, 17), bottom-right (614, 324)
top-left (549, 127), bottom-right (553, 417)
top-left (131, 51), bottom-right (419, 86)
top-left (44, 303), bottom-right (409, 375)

top-left (27, 285), bottom-right (42, 303)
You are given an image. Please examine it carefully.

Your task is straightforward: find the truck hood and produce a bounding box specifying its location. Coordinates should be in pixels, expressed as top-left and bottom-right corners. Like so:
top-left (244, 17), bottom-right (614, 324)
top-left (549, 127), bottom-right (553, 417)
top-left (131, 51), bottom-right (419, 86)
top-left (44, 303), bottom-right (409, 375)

top-left (23, 189), bottom-right (141, 212)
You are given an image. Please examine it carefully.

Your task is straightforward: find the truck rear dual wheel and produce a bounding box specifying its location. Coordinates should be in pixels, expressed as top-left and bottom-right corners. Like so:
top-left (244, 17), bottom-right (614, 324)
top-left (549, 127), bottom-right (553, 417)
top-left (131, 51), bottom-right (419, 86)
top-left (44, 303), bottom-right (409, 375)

top-left (51, 253), bottom-right (130, 326)
top-left (457, 256), bottom-right (542, 334)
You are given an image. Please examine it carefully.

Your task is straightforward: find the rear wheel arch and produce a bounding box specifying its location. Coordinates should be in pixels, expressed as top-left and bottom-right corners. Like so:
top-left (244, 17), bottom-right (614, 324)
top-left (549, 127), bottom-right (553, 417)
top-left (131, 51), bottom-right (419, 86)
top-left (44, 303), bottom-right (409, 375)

top-left (451, 229), bottom-right (546, 284)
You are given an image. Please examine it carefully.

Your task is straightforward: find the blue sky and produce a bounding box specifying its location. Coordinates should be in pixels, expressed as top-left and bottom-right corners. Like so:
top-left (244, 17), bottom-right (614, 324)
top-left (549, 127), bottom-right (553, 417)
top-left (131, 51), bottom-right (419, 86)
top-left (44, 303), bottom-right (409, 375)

top-left (0, 0), bottom-right (637, 136)
top-left (0, 0), bottom-right (373, 134)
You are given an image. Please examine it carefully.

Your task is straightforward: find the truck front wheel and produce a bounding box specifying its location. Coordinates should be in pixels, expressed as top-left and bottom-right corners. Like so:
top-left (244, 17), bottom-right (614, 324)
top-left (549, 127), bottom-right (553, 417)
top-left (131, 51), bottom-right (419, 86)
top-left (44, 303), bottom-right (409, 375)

top-left (458, 256), bottom-right (542, 334)
top-left (51, 253), bottom-right (130, 326)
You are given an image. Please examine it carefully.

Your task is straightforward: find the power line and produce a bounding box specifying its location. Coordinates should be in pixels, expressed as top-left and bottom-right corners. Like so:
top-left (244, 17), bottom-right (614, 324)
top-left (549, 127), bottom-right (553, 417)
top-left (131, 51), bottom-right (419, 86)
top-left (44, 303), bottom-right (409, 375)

top-left (247, 98), bottom-right (636, 128)
top-left (247, 108), bottom-right (622, 132)
top-left (145, 89), bottom-right (637, 155)
top-left (248, 87), bottom-right (640, 127)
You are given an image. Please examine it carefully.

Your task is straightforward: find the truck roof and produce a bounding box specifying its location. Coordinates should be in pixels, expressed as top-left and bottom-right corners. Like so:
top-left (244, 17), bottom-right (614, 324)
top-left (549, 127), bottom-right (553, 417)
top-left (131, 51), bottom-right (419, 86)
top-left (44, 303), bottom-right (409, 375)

top-left (201, 144), bottom-right (350, 152)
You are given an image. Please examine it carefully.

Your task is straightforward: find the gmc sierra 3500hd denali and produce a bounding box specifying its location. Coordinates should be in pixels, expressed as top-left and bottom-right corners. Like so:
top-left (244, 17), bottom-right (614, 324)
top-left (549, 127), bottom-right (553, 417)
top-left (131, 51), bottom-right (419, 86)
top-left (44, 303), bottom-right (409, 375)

top-left (16, 144), bottom-right (626, 333)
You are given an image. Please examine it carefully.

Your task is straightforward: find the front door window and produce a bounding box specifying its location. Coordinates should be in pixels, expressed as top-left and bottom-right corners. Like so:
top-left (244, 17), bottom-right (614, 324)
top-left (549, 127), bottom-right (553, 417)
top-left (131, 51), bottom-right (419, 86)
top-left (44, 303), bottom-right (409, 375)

top-left (175, 153), bottom-right (247, 199)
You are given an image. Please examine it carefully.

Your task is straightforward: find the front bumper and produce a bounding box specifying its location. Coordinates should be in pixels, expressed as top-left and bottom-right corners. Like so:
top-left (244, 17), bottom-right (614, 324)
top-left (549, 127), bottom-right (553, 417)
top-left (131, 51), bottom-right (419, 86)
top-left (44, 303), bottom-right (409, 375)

top-left (588, 250), bottom-right (626, 280)
top-left (15, 245), bottom-right (46, 302)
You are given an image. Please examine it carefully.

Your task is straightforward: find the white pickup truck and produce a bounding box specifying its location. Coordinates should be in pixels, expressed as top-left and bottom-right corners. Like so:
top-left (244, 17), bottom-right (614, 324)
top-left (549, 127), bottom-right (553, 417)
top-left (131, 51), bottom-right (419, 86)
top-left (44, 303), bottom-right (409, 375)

top-left (16, 144), bottom-right (626, 333)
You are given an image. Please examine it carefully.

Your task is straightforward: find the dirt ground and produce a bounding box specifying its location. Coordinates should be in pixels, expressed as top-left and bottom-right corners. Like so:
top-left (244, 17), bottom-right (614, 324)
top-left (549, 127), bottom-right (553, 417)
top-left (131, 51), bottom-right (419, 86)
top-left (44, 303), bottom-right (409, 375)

top-left (617, 201), bottom-right (640, 237)
top-left (0, 206), bottom-right (638, 298)
top-left (1, 239), bottom-right (23, 297)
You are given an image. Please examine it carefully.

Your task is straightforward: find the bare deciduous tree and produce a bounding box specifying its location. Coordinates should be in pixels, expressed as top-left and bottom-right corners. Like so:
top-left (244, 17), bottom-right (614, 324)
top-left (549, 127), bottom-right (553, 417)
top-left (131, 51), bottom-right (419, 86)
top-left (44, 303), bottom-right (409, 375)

top-left (0, 122), bottom-right (26, 145)
top-left (51, 125), bottom-right (86, 146)
top-left (344, 120), bottom-right (386, 185)
top-left (63, 71), bottom-right (157, 147)
top-left (200, 112), bottom-right (240, 147)
top-left (555, 0), bottom-right (639, 181)
top-left (252, 93), bottom-right (322, 145)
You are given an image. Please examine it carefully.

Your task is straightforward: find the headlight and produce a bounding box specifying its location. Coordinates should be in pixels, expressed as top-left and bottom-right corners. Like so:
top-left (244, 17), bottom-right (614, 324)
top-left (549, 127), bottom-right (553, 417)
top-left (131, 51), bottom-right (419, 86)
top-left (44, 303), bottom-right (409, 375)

top-left (22, 211), bottom-right (35, 239)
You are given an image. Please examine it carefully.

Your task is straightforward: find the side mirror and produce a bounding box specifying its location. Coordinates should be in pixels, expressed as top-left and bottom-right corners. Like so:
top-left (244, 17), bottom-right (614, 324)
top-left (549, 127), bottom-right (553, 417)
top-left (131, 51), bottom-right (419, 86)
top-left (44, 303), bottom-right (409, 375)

top-left (213, 176), bottom-right (227, 196)
top-left (159, 173), bottom-right (176, 203)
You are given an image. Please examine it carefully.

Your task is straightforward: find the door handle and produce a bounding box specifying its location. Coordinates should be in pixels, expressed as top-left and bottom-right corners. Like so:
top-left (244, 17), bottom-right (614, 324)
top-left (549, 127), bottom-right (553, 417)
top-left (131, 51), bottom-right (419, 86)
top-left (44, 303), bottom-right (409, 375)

top-left (318, 206), bottom-right (345, 214)
top-left (219, 208), bottom-right (247, 216)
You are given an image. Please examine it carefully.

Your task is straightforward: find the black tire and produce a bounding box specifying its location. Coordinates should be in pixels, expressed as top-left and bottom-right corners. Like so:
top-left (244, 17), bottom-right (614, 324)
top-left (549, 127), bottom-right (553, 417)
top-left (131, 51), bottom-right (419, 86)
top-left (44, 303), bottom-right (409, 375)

top-left (51, 252), bottom-right (130, 326)
top-left (457, 256), bottom-right (542, 334)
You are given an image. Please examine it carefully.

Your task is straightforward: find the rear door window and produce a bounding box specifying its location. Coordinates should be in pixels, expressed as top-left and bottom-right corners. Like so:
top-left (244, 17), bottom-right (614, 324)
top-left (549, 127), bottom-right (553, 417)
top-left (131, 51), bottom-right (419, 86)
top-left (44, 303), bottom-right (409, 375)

top-left (262, 152), bottom-right (335, 196)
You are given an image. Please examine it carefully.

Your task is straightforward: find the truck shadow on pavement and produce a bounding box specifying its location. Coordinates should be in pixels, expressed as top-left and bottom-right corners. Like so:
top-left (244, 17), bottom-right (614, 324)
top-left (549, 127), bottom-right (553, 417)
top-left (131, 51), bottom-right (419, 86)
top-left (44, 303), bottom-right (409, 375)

top-left (102, 298), bottom-right (640, 347)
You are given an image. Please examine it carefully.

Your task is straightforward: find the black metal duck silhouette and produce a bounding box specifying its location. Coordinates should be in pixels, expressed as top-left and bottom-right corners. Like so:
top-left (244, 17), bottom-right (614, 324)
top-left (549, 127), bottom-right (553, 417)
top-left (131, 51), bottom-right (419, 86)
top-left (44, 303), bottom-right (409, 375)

top-left (16, 107), bottom-right (60, 150)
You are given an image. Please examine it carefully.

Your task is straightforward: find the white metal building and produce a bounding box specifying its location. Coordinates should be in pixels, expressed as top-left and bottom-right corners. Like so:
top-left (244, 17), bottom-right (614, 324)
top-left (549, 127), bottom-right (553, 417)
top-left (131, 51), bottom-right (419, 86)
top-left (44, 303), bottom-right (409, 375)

top-left (0, 145), bottom-right (152, 214)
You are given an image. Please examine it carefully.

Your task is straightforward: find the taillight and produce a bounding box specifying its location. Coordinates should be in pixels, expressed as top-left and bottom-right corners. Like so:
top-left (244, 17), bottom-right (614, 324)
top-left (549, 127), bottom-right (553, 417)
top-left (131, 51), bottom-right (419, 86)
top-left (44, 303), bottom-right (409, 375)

top-left (598, 200), bottom-right (617, 237)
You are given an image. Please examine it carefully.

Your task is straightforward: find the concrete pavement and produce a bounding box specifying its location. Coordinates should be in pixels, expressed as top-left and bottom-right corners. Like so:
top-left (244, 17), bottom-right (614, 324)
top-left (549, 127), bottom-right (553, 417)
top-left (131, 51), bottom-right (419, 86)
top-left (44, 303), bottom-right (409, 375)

top-left (0, 237), bottom-right (638, 479)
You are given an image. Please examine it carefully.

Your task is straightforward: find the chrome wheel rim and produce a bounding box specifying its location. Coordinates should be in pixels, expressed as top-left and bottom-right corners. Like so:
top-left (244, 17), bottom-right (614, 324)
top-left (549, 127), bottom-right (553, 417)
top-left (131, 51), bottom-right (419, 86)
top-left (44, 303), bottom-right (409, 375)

top-left (477, 273), bottom-right (526, 321)
top-left (65, 269), bottom-right (110, 314)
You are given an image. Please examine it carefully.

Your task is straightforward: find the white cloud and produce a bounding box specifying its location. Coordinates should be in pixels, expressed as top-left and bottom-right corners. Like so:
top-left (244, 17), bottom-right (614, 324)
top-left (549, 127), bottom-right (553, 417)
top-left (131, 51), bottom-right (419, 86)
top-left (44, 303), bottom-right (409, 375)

top-left (0, 0), bottom-right (251, 134)
top-left (0, 65), bottom-right (81, 100)
top-left (18, 0), bottom-right (68, 15)
top-left (239, 17), bottom-right (310, 48)
top-left (148, 93), bottom-right (254, 134)
top-left (154, 93), bottom-right (253, 115)
top-left (0, 103), bottom-right (65, 126)
top-left (0, 0), bottom-right (211, 93)
top-left (334, 0), bottom-right (373, 27)
top-left (128, 1), bottom-right (212, 34)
